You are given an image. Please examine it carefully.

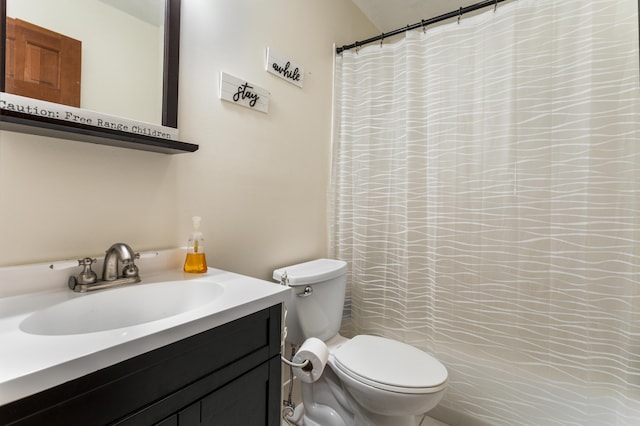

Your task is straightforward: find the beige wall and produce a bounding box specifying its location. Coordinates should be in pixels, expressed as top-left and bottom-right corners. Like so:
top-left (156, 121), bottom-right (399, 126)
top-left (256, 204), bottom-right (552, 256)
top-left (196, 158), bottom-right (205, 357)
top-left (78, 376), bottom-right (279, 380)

top-left (0, 0), bottom-right (376, 284)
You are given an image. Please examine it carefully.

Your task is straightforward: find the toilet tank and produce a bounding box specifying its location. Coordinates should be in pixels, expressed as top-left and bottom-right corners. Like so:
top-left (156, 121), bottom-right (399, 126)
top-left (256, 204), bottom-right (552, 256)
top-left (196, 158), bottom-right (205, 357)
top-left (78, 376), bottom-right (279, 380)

top-left (273, 259), bottom-right (347, 346)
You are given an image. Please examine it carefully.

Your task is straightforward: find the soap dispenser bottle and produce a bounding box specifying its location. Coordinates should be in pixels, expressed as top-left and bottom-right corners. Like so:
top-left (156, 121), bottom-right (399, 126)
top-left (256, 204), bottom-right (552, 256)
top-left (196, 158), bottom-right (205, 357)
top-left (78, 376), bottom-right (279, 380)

top-left (184, 216), bottom-right (208, 273)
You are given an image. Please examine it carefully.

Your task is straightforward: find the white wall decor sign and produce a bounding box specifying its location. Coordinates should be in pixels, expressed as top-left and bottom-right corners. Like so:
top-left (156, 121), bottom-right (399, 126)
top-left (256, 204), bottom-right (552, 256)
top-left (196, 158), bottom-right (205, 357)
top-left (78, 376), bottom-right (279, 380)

top-left (265, 47), bottom-right (304, 88)
top-left (0, 92), bottom-right (179, 140)
top-left (219, 72), bottom-right (269, 113)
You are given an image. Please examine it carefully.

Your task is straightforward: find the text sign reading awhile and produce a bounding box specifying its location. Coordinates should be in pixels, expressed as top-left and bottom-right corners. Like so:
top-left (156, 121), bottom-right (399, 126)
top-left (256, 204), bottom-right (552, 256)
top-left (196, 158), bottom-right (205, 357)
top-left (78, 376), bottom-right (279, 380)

top-left (266, 48), bottom-right (304, 88)
top-left (219, 72), bottom-right (269, 114)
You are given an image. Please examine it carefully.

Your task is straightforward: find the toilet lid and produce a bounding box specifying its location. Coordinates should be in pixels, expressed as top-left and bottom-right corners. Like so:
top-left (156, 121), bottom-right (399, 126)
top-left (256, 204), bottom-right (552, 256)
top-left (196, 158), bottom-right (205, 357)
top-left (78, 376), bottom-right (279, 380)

top-left (333, 335), bottom-right (448, 393)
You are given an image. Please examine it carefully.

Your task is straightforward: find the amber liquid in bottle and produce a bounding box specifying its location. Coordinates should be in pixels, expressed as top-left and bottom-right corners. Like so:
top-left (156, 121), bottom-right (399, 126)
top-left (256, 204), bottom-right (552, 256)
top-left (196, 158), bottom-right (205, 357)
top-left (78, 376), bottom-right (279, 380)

top-left (184, 216), bottom-right (208, 273)
top-left (184, 252), bottom-right (207, 273)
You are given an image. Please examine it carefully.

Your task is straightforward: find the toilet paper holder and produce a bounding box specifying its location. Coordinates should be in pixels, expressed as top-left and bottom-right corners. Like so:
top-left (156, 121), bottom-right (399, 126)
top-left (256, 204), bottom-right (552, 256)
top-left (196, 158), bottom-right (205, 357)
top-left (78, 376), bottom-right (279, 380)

top-left (282, 355), bottom-right (310, 369)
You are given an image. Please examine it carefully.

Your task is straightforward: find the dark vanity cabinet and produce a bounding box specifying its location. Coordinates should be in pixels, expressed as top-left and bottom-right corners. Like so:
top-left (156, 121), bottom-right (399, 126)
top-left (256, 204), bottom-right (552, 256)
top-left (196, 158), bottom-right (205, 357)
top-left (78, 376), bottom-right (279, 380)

top-left (1, 305), bottom-right (282, 426)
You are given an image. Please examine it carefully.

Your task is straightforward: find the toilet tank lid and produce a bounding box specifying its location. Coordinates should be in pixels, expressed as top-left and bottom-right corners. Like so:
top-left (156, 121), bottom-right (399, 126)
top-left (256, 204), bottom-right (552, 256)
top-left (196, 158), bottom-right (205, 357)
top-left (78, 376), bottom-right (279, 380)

top-left (273, 259), bottom-right (347, 286)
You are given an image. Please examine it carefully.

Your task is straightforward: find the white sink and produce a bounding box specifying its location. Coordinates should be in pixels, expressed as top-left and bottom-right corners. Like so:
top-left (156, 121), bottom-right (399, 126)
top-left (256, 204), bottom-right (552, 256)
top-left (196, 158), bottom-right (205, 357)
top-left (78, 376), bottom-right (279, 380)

top-left (19, 280), bottom-right (223, 335)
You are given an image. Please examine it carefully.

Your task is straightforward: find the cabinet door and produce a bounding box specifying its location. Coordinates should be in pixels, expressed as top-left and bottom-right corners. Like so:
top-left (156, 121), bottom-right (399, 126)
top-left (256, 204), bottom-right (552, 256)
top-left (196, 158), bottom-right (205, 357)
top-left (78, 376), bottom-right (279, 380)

top-left (5, 17), bottom-right (82, 107)
top-left (156, 414), bottom-right (178, 426)
top-left (174, 360), bottom-right (270, 426)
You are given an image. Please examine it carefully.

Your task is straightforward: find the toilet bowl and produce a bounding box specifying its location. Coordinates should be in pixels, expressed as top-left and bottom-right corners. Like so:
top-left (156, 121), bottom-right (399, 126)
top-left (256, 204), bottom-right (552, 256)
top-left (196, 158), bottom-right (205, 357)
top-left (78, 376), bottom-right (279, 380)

top-left (274, 259), bottom-right (448, 426)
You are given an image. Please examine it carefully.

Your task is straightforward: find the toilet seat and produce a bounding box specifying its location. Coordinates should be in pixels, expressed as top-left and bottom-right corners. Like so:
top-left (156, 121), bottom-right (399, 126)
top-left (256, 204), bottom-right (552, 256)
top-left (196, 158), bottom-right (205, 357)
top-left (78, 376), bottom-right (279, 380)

top-left (332, 335), bottom-right (448, 394)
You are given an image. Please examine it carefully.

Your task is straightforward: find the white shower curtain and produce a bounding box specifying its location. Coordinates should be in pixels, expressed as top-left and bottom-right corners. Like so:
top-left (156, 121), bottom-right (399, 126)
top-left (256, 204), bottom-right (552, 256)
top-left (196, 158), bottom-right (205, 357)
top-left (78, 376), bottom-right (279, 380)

top-left (330, 0), bottom-right (640, 424)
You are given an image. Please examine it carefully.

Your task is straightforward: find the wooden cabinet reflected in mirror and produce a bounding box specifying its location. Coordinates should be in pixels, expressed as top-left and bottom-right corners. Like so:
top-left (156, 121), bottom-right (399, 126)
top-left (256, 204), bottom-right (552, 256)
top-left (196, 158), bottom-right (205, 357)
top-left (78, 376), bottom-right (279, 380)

top-left (6, 18), bottom-right (81, 107)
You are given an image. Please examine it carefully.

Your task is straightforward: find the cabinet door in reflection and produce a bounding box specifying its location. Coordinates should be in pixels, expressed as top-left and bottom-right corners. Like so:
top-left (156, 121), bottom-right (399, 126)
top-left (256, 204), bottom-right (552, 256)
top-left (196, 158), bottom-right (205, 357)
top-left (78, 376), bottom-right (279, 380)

top-left (5, 17), bottom-right (81, 107)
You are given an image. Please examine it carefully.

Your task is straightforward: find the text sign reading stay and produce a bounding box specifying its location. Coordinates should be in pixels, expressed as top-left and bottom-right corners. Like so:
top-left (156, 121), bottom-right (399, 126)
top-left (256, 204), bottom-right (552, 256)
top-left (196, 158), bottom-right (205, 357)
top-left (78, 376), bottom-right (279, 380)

top-left (220, 72), bottom-right (270, 113)
top-left (266, 48), bottom-right (304, 88)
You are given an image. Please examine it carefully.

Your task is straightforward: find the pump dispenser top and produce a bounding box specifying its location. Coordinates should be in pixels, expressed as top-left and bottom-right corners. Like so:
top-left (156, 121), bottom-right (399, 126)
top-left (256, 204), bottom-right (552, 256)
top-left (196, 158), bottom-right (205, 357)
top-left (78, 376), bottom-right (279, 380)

top-left (184, 216), bottom-right (208, 273)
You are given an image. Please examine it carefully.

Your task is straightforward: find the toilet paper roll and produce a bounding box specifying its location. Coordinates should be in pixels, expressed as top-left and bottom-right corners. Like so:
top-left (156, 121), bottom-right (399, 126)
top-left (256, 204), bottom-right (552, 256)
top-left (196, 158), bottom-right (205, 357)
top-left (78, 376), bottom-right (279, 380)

top-left (292, 337), bottom-right (329, 383)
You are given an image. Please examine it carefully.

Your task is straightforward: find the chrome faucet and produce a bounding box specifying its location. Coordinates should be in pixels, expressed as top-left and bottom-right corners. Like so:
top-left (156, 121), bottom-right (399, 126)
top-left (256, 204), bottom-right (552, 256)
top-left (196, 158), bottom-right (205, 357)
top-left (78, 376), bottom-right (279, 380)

top-left (102, 243), bottom-right (139, 282)
top-left (68, 243), bottom-right (141, 292)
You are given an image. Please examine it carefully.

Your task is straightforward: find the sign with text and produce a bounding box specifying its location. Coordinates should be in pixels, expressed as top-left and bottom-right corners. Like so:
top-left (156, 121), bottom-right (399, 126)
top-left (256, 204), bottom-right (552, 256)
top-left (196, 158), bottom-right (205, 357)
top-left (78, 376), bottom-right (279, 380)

top-left (219, 72), bottom-right (270, 113)
top-left (0, 92), bottom-right (179, 140)
top-left (265, 48), bottom-right (304, 88)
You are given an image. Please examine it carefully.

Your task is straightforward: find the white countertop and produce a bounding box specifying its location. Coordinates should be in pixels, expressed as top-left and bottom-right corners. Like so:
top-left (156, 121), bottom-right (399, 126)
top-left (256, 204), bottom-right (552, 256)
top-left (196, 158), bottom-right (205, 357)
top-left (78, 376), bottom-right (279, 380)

top-left (0, 261), bottom-right (290, 406)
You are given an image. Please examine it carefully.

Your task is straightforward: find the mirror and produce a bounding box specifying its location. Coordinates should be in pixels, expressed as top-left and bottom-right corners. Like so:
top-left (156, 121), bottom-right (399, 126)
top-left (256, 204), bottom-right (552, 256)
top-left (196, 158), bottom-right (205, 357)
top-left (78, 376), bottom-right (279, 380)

top-left (1, 0), bottom-right (178, 128)
top-left (0, 0), bottom-right (192, 153)
top-left (5, 0), bottom-right (166, 124)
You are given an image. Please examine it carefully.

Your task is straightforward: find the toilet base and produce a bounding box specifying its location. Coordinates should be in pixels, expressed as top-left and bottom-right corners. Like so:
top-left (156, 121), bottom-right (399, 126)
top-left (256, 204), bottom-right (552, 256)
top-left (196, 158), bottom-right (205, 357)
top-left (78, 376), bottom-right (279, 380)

top-left (299, 366), bottom-right (423, 426)
top-left (293, 403), bottom-right (420, 426)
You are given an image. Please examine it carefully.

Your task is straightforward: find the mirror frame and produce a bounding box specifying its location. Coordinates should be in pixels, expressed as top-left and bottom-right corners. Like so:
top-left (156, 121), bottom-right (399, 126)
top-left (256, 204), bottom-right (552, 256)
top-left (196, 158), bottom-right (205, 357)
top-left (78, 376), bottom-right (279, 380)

top-left (163, 0), bottom-right (180, 129)
top-left (0, 0), bottom-right (198, 154)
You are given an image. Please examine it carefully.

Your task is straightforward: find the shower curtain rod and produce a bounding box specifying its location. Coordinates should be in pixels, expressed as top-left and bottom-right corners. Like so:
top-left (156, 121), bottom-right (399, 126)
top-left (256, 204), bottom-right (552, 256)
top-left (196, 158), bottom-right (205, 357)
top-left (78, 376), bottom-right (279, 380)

top-left (336, 0), bottom-right (510, 54)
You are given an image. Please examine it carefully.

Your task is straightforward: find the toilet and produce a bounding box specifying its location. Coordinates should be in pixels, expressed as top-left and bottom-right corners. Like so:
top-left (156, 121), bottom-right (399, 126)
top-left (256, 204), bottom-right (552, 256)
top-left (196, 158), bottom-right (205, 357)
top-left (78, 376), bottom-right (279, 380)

top-left (273, 259), bottom-right (448, 426)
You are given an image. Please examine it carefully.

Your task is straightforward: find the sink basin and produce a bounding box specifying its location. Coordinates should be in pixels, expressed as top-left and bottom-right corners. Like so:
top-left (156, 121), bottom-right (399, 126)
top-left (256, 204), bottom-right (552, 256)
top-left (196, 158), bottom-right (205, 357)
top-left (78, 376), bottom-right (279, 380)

top-left (20, 280), bottom-right (223, 335)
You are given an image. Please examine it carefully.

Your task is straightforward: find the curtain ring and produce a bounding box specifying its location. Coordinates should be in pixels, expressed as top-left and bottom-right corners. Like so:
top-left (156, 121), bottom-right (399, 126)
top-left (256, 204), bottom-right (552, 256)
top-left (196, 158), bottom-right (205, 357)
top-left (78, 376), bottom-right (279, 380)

top-left (494, 0), bottom-right (498, 12)
top-left (421, 19), bottom-right (426, 33)
top-left (380, 32), bottom-right (384, 47)
top-left (458, 7), bottom-right (463, 24)
top-left (355, 41), bottom-right (360, 54)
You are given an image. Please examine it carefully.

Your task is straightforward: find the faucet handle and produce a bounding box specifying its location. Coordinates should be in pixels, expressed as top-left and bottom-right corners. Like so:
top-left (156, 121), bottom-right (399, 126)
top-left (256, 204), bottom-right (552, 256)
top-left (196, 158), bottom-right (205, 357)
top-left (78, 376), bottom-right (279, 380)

top-left (49, 257), bottom-right (97, 277)
top-left (67, 257), bottom-right (97, 291)
top-left (77, 258), bottom-right (98, 285)
top-left (121, 260), bottom-right (139, 278)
